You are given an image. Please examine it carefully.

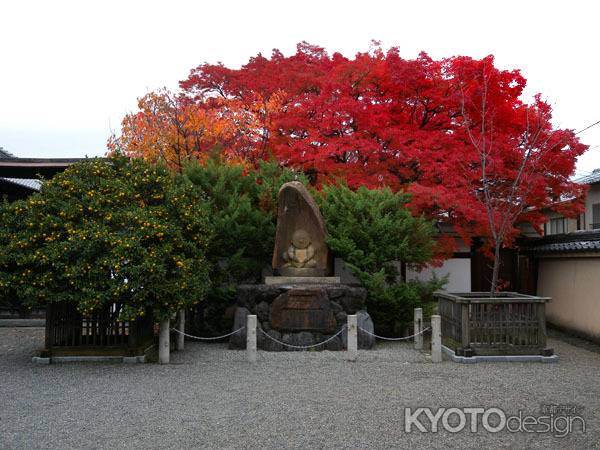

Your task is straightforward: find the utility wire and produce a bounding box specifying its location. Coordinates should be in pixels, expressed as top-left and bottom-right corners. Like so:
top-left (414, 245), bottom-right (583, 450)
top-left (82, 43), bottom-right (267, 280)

top-left (575, 120), bottom-right (600, 135)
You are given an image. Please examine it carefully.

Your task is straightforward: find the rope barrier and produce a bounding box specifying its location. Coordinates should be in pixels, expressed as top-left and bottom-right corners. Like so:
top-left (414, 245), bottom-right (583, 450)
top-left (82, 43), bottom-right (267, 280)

top-left (170, 323), bottom-right (429, 344)
top-left (259, 326), bottom-right (346, 350)
top-left (358, 326), bottom-right (431, 341)
top-left (170, 327), bottom-right (245, 341)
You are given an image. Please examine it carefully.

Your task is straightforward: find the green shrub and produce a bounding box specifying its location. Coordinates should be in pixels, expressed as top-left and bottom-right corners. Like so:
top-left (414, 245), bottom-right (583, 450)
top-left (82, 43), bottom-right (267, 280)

top-left (0, 156), bottom-right (212, 321)
top-left (360, 271), bottom-right (444, 336)
top-left (183, 154), bottom-right (307, 334)
top-left (319, 183), bottom-right (446, 335)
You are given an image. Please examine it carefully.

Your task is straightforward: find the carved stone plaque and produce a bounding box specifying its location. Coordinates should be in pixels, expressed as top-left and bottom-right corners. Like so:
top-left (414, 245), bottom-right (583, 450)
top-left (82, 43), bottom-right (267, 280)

top-left (270, 289), bottom-right (336, 333)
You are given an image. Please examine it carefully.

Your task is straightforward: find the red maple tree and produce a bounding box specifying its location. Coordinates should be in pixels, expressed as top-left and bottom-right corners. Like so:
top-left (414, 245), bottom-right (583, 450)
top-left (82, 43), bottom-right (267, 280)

top-left (112, 43), bottom-right (588, 283)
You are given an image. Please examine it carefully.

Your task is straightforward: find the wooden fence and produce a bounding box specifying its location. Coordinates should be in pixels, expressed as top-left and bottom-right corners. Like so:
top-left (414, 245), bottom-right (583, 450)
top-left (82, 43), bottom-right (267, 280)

top-left (44, 302), bottom-right (154, 357)
top-left (436, 292), bottom-right (552, 356)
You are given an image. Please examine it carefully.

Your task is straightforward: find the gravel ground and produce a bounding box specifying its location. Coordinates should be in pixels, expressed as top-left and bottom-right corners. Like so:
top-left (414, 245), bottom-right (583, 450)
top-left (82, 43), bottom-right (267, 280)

top-left (1, 328), bottom-right (599, 449)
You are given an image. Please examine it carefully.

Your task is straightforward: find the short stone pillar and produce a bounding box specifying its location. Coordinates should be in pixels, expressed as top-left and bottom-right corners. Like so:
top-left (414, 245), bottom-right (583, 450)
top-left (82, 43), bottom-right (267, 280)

top-left (247, 315), bottom-right (257, 363)
top-left (347, 315), bottom-right (358, 361)
top-left (159, 318), bottom-right (170, 364)
top-left (176, 310), bottom-right (185, 351)
top-left (414, 308), bottom-right (423, 350)
top-left (431, 314), bottom-right (442, 363)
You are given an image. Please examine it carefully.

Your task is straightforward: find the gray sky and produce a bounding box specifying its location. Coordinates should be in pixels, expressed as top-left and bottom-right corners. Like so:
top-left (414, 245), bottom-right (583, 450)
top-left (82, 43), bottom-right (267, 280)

top-left (1, 0), bottom-right (599, 176)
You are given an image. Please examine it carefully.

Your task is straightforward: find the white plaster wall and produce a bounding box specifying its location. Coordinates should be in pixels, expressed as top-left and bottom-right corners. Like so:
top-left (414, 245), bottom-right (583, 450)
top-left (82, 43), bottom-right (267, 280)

top-left (538, 257), bottom-right (600, 340)
top-left (407, 258), bottom-right (471, 293)
top-left (585, 184), bottom-right (600, 229)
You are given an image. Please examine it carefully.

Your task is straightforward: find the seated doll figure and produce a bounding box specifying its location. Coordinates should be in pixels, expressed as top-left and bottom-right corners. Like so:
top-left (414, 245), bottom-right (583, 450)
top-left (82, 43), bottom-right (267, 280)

top-left (283, 229), bottom-right (317, 268)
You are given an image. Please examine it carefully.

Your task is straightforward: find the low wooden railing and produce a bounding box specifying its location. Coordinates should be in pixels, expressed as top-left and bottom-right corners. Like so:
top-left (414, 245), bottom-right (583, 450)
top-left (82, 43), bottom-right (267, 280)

top-left (435, 292), bottom-right (552, 356)
top-left (44, 302), bottom-right (154, 356)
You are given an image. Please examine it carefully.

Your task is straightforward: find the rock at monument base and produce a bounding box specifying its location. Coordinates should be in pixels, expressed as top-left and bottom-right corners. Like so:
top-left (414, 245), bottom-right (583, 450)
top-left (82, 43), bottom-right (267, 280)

top-left (256, 301), bottom-right (270, 322)
top-left (335, 311), bottom-right (348, 324)
top-left (236, 284), bottom-right (287, 310)
top-left (278, 331), bottom-right (313, 351)
top-left (325, 335), bottom-right (343, 351)
top-left (229, 307), bottom-right (249, 349)
top-left (337, 289), bottom-right (368, 314)
top-left (258, 328), bottom-right (284, 351)
top-left (330, 301), bottom-right (343, 314)
top-left (234, 283), bottom-right (368, 351)
top-left (357, 310), bottom-right (375, 349)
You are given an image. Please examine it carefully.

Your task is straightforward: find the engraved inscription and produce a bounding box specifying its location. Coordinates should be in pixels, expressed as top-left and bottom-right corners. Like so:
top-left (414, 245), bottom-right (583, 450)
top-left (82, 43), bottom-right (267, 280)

top-left (270, 289), bottom-right (336, 333)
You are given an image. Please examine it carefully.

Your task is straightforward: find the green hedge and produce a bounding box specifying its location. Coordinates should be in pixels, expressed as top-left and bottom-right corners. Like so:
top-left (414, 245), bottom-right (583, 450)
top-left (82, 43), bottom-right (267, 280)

top-left (183, 155), bottom-right (308, 334)
top-left (319, 183), bottom-right (446, 335)
top-left (0, 156), bottom-right (212, 321)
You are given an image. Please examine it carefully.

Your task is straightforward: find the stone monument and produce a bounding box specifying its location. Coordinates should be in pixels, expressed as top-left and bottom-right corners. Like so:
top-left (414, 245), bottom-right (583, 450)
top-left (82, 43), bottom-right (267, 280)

top-left (266, 181), bottom-right (338, 284)
top-left (230, 181), bottom-right (374, 351)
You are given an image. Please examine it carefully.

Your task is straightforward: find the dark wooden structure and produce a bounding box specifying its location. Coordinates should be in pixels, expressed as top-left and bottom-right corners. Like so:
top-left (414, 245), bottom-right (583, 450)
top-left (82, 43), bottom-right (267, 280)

top-left (436, 292), bottom-right (552, 356)
top-left (43, 303), bottom-right (155, 357)
top-left (470, 241), bottom-right (538, 295)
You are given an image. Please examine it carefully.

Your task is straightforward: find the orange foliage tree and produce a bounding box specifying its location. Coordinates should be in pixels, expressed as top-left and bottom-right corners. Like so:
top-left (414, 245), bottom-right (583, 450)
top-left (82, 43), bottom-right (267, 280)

top-left (108, 89), bottom-right (240, 170)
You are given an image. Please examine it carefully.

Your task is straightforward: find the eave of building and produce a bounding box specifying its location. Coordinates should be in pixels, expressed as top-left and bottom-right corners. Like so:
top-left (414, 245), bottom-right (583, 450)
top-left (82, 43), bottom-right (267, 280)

top-left (0, 158), bottom-right (92, 178)
top-left (574, 170), bottom-right (600, 186)
top-left (526, 230), bottom-right (600, 255)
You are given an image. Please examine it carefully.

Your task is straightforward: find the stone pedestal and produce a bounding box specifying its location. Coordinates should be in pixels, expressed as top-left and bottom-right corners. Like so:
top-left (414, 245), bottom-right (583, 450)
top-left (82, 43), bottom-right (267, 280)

top-left (230, 283), bottom-right (374, 351)
top-left (264, 276), bottom-right (341, 285)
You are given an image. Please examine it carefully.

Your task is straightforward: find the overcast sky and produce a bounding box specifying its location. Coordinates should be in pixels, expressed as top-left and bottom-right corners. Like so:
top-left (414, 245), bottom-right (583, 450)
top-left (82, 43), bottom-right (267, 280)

top-left (1, 0), bottom-right (599, 176)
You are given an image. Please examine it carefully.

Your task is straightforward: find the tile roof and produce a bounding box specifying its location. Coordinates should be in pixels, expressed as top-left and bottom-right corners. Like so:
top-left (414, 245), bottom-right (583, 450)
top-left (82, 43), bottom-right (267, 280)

top-left (529, 231), bottom-right (600, 255)
top-left (0, 177), bottom-right (42, 191)
top-left (575, 169), bottom-right (600, 185)
top-left (0, 149), bottom-right (42, 191)
top-left (0, 148), bottom-right (15, 158)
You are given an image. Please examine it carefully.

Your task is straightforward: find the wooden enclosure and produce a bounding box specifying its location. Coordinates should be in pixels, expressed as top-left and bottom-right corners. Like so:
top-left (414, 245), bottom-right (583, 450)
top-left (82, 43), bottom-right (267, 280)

top-left (43, 302), bottom-right (155, 357)
top-left (436, 292), bottom-right (552, 356)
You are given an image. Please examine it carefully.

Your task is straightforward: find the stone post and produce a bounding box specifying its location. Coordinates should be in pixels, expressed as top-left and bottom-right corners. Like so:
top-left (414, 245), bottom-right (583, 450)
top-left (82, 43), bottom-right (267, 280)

top-left (431, 314), bottom-right (442, 363)
top-left (176, 310), bottom-right (185, 351)
top-left (414, 308), bottom-right (423, 350)
top-left (347, 315), bottom-right (358, 361)
top-left (247, 315), bottom-right (257, 363)
top-left (159, 318), bottom-right (170, 364)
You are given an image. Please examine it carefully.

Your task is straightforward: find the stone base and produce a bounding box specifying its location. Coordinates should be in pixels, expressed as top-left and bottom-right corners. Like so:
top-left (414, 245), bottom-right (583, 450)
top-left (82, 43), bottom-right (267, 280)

top-left (231, 283), bottom-right (373, 351)
top-left (264, 276), bottom-right (340, 285)
top-left (278, 267), bottom-right (326, 277)
top-left (442, 345), bottom-right (559, 363)
top-left (32, 355), bottom-right (146, 364)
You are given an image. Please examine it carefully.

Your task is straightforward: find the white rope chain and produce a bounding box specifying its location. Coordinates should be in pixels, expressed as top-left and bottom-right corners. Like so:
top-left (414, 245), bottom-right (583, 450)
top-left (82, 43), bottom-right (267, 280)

top-left (358, 326), bottom-right (431, 341)
top-left (170, 324), bottom-right (429, 344)
top-left (259, 326), bottom-right (346, 349)
top-left (170, 326), bottom-right (245, 341)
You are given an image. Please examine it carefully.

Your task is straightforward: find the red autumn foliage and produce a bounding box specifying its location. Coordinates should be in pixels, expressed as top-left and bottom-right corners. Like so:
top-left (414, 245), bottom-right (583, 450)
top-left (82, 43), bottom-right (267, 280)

top-left (111, 42), bottom-right (588, 253)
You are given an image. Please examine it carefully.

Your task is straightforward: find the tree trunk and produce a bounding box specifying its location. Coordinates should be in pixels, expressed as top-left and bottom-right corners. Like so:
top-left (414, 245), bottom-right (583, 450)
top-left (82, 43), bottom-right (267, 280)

top-left (176, 310), bottom-right (185, 351)
top-left (490, 242), bottom-right (502, 295)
